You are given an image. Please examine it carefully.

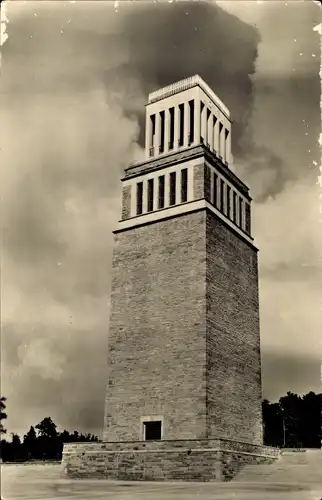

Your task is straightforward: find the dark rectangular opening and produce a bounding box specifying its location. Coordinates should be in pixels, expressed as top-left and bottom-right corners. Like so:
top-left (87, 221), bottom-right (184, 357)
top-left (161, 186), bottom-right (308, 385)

top-left (226, 185), bottom-right (231, 218)
top-left (245, 203), bottom-right (251, 235)
top-left (169, 172), bottom-right (176, 206)
top-left (188, 100), bottom-right (194, 145)
top-left (233, 192), bottom-right (237, 223)
top-left (181, 168), bottom-right (188, 203)
top-left (159, 111), bottom-right (165, 153)
top-left (147, 179), bottom-right (154, 212)
top-left (144, 421), bottom-right (162, 441)
top-left (239, 196), bottom-right (243, 228)
top-left (158, 175), bottom-right (165, 209)
top-left (220, 179), bottom-right (225, 212)
top-left (219, 122), bottom-right (223, 158)
top-left (169, 107), bottom-right (175, 150)
top-left (136, 182), bottom-right (143, 215)
top-left (225, 128), bottom-right (229, 164)
top-left (213, 173), bottom-right (218, 208)
top-left (149, 114), bottom-right (155, 157)
top-left (179, 104), bottom-right (184, 147)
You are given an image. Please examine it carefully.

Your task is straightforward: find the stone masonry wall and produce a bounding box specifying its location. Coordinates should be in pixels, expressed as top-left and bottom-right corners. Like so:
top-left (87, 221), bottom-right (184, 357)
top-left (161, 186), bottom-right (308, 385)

top-left (62, 440), bottom-right (279, 481)
top-left (193, 163), bottom-right (205, 200)
top-left (205, 211), bottom-right (263, 444)
top-left (121, 185), bottom-right (131, 220)
top-left (103, 211), bottom-right (208, 442)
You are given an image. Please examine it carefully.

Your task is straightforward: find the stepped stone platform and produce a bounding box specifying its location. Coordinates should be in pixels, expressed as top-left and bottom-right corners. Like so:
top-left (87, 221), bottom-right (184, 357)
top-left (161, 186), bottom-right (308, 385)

top-left (62, 438), bottom-right (280, 482)
top-left (234, 448), bottom-right (322, 484)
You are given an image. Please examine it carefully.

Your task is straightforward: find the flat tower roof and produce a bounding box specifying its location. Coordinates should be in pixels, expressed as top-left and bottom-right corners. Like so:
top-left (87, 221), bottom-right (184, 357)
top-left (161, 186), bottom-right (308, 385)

top-left (148, 75), bottom-right (230, 118)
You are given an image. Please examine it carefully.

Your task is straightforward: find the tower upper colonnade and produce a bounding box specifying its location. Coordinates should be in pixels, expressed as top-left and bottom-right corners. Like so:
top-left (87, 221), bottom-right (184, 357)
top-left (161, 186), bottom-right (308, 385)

top-left (144, 75), bottom-right (231, 165)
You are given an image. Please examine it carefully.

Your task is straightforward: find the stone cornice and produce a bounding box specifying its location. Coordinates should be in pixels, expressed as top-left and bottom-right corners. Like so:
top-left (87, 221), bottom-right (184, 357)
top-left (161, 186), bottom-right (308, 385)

top-left (147, 75), bottom-right (230, 120)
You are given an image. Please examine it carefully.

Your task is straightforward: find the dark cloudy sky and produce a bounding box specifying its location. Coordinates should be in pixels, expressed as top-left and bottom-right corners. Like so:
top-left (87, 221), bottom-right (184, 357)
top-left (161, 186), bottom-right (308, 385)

top-left (1, 0), bottom-right (321, 438)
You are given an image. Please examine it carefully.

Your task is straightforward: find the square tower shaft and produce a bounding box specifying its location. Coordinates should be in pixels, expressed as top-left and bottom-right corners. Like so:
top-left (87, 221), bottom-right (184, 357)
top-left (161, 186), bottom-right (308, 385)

top-left (103, 76), bottom-right (263, 446)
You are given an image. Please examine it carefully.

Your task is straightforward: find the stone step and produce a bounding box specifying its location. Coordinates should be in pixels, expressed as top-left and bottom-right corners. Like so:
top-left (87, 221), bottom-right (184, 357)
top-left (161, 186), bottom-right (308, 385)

top-left (234, 451), bottom-right (322, 483)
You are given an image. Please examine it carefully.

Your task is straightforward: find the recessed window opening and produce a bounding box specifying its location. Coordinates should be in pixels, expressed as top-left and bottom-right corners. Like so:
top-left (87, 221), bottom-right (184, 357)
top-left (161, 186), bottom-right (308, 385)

top-left (147, 179), bottom-right (154, 212)
top-left (169, 172), bottom-right (176, 206)
top-left (136, 182), bottom-right (143, 215)
top-left (225, 128), bottom-right (229, 163)
top-left (213, 173), bottom-right (218, 208)
top-left (188, 100), bottom-right (194, 145)
top-left (219, 122), bottom-right (223, 157)
top-left (220, 179), bottom-right (225, 213)
top-left (181, 168), bottom-right (188, 203)
top-left (233, 192), bottom-right (237, 223)
top-left (149, 114), bottom-right (156, 157)
top-left (245, 203), bottom-right (251, 235)
top-left (158, 175), bottom-right (165, 209)
top-left (239, 196), bottom-right (243, 229)
top-left (144, 421), bottom-right (162, 441)
top-left (226, 185), bottom-right (231, 218)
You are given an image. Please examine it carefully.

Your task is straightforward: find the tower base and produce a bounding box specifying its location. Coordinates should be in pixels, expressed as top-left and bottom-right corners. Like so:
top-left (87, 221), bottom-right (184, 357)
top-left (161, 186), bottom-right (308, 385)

top-left (62, 438), bottom-right (280, 482)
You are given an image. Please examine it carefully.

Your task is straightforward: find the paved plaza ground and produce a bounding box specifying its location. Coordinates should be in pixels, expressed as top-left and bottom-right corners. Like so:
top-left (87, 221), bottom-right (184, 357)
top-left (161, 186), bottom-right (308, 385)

top-left (1, 463), bottom-right (322, 500)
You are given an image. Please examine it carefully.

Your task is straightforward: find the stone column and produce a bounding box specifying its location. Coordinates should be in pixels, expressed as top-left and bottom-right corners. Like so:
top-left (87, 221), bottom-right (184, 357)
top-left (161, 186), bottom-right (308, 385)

top-left (142, 179), bottom-right (148, 213)
top-left (204, 108), bottom-right (208, 146)
top-left (164, 171), bottom-right (170, 208)
top-left (175, 170), bottom-right (180, 204)
top-left (200, 104), bottom-right (206, 144)
top-left (164, 108), bottom-right (170, 154)
top-left (130, 181), bottom-right (136, 216)
top-left (153, 175), bottom-right (159, 211)
top-left (174, 106), bottom-right (180, 150)
top-left (212, 117), bottom-right (218, 155)
top-left (194, 99), bottom-right (201, 146)
top-left (188, 166), bottom-right (194, 202)
top-left (207, 111), bottom-right (212, 149)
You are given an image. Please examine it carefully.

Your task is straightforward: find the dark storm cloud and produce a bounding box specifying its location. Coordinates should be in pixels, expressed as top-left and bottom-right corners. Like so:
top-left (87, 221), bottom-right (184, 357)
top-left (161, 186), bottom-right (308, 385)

top-left (242, 1), bottom-right (320, 201)
top-left (241, 73), bottom-right (320, 202)
top-left (107, 1), bottom-right (260, 153)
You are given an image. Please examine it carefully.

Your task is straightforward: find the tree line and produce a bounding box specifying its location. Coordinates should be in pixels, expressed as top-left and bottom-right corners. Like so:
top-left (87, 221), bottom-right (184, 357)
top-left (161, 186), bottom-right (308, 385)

top-left (262, 391), bottom-right (321, 449)
top-left (0, 399), bottom-right (98, 462)
top-left (0, 391), bottom-right (321, 462)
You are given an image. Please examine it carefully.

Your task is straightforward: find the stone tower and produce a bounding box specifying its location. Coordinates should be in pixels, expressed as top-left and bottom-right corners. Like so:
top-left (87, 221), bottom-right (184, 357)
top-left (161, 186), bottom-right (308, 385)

top-left (103, 75), bottom-right (262, 444)
top-left (62, 76), bottom-right (279, 481)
